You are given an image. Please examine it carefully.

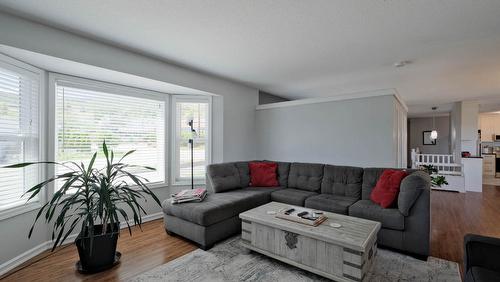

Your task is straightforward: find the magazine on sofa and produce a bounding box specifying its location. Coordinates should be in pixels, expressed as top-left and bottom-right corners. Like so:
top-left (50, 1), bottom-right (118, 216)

top-left (171, 188), bottom-right (207, 204)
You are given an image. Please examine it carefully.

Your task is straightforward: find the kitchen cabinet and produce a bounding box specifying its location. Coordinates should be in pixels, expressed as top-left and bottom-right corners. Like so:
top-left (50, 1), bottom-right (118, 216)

top-left (483, 154), bottom-right (495, 176)
top-left (479, 114), bottom-right (500, 142)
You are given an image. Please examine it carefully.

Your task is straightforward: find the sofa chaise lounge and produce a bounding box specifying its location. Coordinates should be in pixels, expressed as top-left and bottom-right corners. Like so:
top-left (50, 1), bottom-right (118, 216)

top-left (162, 161), bottom-right (430, 257)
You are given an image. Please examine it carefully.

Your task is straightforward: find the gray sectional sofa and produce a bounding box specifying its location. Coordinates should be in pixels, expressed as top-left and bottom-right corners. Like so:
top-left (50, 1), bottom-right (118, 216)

top-left (162, 161), bottom-right (430, 257)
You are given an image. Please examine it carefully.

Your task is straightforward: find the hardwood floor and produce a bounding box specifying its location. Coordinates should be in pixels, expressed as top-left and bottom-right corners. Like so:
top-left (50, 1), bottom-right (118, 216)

top-left (431, 184), bottom-right (500, 273)
top-left (2, 185), bottom-right (500, 281)
top-left (0, 220), bottom-right (197, 282)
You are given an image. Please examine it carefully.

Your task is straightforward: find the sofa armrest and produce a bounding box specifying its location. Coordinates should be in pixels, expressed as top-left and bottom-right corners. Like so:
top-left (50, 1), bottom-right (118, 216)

top-left (398, 171), bottom-right (430, 216)
top-left (464, 234), bottom-right (500, 273)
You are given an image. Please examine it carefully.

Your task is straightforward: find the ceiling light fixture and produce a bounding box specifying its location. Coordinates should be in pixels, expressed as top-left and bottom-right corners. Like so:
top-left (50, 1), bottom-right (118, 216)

top-left (431, 107), bottom-right (438, 140)
top-left (394, 60), bottom-right (412, 68)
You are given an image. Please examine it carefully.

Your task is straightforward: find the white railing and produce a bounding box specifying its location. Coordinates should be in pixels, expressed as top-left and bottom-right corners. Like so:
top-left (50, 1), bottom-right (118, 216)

top-left (411, 151), bottom-right (462, 176)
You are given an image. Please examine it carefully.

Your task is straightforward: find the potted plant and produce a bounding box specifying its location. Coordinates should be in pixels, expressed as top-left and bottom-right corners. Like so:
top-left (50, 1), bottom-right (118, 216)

top-left (420, 164), bottom-right (449, 187)
top-left (5, 141), bottom-right (161, 273)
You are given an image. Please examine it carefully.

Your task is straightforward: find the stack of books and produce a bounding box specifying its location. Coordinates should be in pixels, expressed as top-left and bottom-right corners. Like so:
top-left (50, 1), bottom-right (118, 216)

top-left (171, 188), bottom-right (207, 204)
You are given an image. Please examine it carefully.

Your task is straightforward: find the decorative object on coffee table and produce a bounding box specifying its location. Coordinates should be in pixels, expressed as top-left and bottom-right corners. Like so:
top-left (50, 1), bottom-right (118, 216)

top-left (240, 202), bottom-right (381, 282)
top-left (4, 141), bottom-right (161, 273)
top-left (275, 206), bottom-right (327, 226)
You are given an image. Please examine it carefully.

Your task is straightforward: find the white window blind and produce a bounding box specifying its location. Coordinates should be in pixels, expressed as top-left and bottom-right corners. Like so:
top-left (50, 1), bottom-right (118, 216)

top-left (55, 80), bottom-right (166, 187)
top-left (0, 63), bottom-right (40, 211)
top-left (174, 98), bottom-right (210, 183)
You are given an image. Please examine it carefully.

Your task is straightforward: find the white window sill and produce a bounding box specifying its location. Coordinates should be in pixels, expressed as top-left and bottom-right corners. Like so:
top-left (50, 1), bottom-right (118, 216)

top-left (171, 180), bottom-right (206, 187)
top-left (0, 202), bottom-right (41, 222)
top-left (146, 182), bottom-right (169, 190)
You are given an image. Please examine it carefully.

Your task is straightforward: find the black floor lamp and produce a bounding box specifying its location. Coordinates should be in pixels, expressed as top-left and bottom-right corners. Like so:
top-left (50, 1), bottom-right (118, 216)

top-left (188, 119), bottom-right (196, 190)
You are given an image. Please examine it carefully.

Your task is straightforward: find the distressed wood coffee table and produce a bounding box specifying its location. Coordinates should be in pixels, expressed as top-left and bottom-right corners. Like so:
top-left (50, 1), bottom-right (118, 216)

top-left (239, 202), bottom-right (381, 282)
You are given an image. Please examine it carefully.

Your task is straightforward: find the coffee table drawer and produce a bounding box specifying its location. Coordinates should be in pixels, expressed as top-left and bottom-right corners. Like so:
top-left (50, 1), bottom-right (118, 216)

top-left (274, 229), bottom-right (344, 276)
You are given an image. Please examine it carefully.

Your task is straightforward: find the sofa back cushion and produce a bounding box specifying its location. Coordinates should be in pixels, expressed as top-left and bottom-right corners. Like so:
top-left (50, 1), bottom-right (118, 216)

top-left (249, 162), bottom-right (279, 187)
top-left (288, 162), bottom-right (324, 192)
top-left (207, 163), bottom-right (241, 193)
top-left (233, 160), bottom-right (290, 187)
top-left (234, 161), bottom-right (251, 187)
top-left (263, 160), bottom-right (291, 187)
top-left (362, 167), bottom-right (417, 200)
top-left (321, 165), bottom-right (363, 198)
top-left (370, 169), bottom-right (409, 208)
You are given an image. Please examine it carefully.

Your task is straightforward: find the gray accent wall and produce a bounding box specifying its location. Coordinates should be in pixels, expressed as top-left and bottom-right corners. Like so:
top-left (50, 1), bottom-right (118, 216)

top-left (259, 91), bottom-right (289, 105)
top-left (256, 95), bottom-right (398, 167)
top-left (408, 116), bottom-right (451, 159)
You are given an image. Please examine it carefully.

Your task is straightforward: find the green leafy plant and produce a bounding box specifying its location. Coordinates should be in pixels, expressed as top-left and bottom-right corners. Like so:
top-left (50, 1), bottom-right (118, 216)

top-left (419, 164), bottom-right (449, 187)
top-left (5, 141), bottom-right (161, 251)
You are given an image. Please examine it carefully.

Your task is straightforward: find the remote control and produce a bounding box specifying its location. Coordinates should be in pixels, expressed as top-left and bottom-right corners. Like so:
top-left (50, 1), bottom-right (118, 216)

top-left (284, 208), bottom-right (295, 215)
top-left (297, 211), bottom-right (308, 217)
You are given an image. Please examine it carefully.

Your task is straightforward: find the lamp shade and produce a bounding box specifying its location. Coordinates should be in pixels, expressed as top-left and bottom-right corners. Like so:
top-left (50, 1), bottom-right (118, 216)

top-left (430, 130), bottom-right (438, 140)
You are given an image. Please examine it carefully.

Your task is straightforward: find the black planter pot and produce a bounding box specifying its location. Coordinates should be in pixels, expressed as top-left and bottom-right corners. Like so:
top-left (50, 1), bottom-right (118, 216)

top-left (75, 223), bottom-right (120, 273)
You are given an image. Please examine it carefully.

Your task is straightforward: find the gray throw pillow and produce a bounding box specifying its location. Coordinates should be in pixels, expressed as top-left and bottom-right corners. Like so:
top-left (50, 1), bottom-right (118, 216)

top-left (398, 171), bottom-right (430, 216)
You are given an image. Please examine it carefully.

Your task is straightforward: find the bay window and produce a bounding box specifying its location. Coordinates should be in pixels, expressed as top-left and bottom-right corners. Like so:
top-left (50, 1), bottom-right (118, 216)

top-left (0, 58), bottom-right (41, 212)
top-left (0, 66), bottom-right (213, 215)
top-left (172, 96), bottom-right (211, 184)
top-left (54, 76), bottom-right (167, 187)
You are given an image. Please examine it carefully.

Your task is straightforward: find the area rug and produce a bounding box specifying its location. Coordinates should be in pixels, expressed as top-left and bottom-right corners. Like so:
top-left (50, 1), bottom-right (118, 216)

top-left (129, 236), bottom-right (461, 282)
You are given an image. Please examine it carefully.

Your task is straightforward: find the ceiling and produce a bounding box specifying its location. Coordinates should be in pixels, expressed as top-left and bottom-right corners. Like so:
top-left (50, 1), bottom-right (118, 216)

top-left (1, 0), bottom-right (500, 112)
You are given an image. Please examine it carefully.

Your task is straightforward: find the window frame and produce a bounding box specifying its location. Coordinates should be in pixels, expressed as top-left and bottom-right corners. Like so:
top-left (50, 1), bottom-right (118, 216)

top-left (170, 95), bottom-right (212, 186)
top-left (48, 73), bottom-right (170, 191)
top-left (0, 54), bottom-right (46, 221)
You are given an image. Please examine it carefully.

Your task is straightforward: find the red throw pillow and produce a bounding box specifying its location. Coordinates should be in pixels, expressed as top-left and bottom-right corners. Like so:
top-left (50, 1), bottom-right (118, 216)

top-left (370, 169), bottom-right (409, 208)
top-left (249, 162), bottom-right (279, 187)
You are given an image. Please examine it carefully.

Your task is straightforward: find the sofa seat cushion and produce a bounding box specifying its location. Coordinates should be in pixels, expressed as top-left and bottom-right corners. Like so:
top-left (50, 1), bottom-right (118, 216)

top-left (163, 187), bottom-right (282, 226)
top-left (270, 188), bottom-right (318, 206)
top-left (349, 200), bottom-right (405, 230)
top-left (466, 267), bottom-right (500, 282)
top-left (304, 194), bottom-right (358, 215)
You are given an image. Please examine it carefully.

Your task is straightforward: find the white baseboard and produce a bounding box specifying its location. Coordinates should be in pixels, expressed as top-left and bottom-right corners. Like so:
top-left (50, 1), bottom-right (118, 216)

top-left (120, 212), bottom-right (163, 229)
top-left (0, 212), bottom-right (163, 277)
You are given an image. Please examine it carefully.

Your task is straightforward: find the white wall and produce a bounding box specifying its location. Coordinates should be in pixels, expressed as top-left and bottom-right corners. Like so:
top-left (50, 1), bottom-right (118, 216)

top-left (0, 11), bottom-right (259, 270)
top-left (255, 95), bottom-right (401, 167)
